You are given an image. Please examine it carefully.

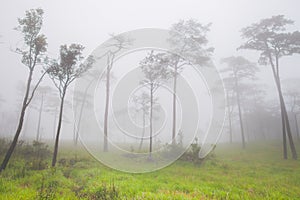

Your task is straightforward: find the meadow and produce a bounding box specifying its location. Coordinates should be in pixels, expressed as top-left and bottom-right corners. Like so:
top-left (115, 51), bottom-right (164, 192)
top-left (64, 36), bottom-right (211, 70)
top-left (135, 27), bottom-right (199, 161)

top-left (0, 140), bottom-right (299, 200)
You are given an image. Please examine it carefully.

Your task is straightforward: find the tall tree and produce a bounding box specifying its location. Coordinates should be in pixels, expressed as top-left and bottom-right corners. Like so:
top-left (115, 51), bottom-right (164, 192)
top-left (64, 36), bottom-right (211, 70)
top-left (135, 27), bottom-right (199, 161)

top-left (239, 15), bottom-right (300, 159)
top-left (221, 56), bottom-right (258, 148)
top-left (167, 19), bottom-right (213, 144)
top-left (223, 79), bottom-right (236, 143)
top-left (101, 35), bottom-right (131, 152)
top-left (47, 44), bottom-right (94, 167)
top-left (0, 9), bottom-right (47, 172)
top-left (140, 51), bottom-right (171, 159)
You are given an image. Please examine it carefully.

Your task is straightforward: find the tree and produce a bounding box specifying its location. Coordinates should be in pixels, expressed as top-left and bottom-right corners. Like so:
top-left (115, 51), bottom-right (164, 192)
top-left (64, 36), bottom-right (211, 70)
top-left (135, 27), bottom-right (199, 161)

top-left (283, 78), bottom-right (300, 141)
top-left (29, 86), bottom-right (54, 141)
top-left (221, 56), bottom-right (258, 148)
top-left (131, 92), bottom-right (155, 151)
top-left (167, 19), bottom-right (213, 144)
top-left (47, 44), bottom-right (94, 167)
top-left (240, 84), bottom-right (268, 141)
top-left (239, 15), bottom-right (300, 159)
top-left (0, 9), bottom-right (47, 172)
top-left (140, 51), bottom-right (171, 159)
top-left (42, 92), bottom-right (70, 140)
top-left (223, 79), bottom-right (236, 143)
top-left (101, 35), bottom-right (131, 152)
top-left (73, 87), bottom-right (93, 146)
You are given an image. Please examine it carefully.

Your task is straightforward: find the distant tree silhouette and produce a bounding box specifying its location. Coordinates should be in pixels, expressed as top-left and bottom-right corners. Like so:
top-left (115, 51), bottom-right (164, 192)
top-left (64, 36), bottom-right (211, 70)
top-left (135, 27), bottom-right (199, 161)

top-left (221, 56), bottom-right (258, 148)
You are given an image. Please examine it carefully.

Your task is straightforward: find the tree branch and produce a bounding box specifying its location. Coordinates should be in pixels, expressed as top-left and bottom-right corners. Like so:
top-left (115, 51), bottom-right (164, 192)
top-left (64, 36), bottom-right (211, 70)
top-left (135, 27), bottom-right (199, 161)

top-left (25, 70), bottom-right (47, 107)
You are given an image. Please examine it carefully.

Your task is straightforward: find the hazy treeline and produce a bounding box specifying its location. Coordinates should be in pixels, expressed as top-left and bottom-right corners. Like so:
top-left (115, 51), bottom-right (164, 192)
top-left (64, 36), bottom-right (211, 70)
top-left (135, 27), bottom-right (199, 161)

top-left (0, 8), bottom-right (300, 172)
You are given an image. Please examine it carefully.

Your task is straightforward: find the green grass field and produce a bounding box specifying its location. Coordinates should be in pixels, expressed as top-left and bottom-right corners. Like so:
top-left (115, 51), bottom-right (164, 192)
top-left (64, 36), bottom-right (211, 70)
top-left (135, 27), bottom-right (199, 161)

top-left (0, 141), bottom-right (299, 199)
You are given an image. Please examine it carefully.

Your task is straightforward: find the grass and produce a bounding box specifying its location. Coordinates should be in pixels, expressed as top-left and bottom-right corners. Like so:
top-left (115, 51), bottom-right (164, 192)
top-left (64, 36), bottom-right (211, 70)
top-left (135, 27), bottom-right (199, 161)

top-left (0, 141), bottom-right (299, 199)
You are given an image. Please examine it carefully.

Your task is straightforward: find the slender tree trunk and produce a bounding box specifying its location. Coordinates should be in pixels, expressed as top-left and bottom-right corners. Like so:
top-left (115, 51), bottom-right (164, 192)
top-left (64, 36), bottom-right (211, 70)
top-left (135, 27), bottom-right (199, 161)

top-left (228, 113), bottom-right (233, 143)
top-left (295, 114), bottom-right (300, 141)
top-left (278, 84), bottom-right (288, 159)
top-left (149, 84), bottom-right (153, 159)
top-left (36, 93), bottom-right (44, 141)
top-left (103, 57), bottom-right (111, 152)
top-left (53, 107), bottom-right (58, 140)
top-left (267, 53), bottom-right (287, 158)
top-left (52, 89), bottom-right (66, 167)
top-left (172, 66), bottom-right (177, 145)
top-left (73, 119), bottom-right (76, 144)
top-left (226, 91), bottom-right (233, 143)
top-left (275, 56), bottom-right (296, 159)
top-left (235, 76), bottom-right (246, 148)
top-left (270, 55), bottom-right (297, 159)
top-left (75, 99), bottom-right (86, 146)
top-left (244, 115), bottom-right (250, 142)
top-left (0, 69), bottom-right (33, 172)
top-left (138, 112), bottom-right (146, 151)
top-left (22, 110), bottom-right (30, 140)
top-left (280, 93), bottom-right (297, 159)
top-left (75, 80), bottom-right (94, 146)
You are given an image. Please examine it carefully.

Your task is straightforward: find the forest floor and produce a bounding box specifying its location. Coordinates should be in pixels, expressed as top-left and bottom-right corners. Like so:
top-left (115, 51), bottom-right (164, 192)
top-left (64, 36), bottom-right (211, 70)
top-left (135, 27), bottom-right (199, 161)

top-left (0, 140), bottom-right (299, 199)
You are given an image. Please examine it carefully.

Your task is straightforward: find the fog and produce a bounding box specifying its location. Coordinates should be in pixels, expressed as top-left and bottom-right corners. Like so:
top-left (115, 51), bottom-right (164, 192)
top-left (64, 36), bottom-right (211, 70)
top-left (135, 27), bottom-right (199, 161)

top-left (0, 0), bottom-right (300, 148)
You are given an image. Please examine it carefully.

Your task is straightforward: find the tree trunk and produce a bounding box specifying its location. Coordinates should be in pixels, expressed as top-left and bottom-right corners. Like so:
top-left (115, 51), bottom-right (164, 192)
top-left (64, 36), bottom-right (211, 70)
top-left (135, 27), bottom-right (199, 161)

top-left (244, 116), bottom-right (250, 142)
top-left (295, 114), bottom-right (300, 141)
top-left (149, 84), bottom-right (153, 159)
top-left (172, 66), bottom-right (177, 145)
top-left (22, 110), bottom-right (30, 140)
top-left (75, 80), bottom-right (94, 146)
top-left (75, 97), bottom-right (86, 146)
top-left (103, 59), bottom-right (111, 152)
top-left (0, 69), bottom-right (33, 172)
top-left (53, 107), bottom-right (58, 140)
top-left (235, 76), bottom-right (246, 148)
top-left (138, 112), bottom-right (146, 151)
top-left (280, 93), bottom-right (297, 159)
top-left (228, 113), bottom-right (233, 143)
top-left (52, 89), bottom-right (66, 167)
top-left (36, 93), bottom-right (44, 141)
top-left (271, 55), bottom-right (297, 159)
top-left (226, 91), bottom-right (233, 144)
top-left (279, 97), bottom-right (287, 159)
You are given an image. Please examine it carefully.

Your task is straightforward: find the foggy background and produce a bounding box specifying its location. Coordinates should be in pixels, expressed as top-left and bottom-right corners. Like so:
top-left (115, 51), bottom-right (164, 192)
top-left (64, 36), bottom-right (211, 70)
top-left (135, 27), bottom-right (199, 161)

top-left (0, 0), bottom-right (300, 142)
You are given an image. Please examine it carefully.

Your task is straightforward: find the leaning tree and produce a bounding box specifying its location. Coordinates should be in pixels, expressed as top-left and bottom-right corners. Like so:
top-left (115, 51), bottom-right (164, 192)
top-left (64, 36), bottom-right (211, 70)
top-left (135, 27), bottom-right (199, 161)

top-left (47, 44), bottom-right (94, 167)
top-left (0, 9), bottom-right (48, 172)
top-left (239, 15), bottom-right (300, 159)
